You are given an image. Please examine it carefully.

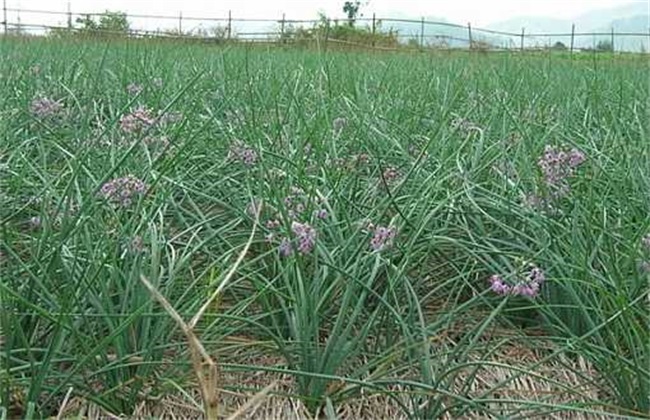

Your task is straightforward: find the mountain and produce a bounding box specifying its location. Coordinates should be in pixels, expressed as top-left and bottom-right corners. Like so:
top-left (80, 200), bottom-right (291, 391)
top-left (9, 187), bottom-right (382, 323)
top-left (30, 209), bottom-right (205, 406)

top-left (382, 15), bottom-right (473, 47)
top-left (486, 2), bottom-right (649, 51)
top-left (374, 2), bottom-right (648, 51)
top-left (572, 2), bottom-right (648, 30)
top-left (606, 14), bottom-right (649, 33)
top-left (488, 17), bottom-right (570, 35)
top-left (489, 2), bottom-right (648, 34)
top-left (594, 14), bottom-right (649, 52)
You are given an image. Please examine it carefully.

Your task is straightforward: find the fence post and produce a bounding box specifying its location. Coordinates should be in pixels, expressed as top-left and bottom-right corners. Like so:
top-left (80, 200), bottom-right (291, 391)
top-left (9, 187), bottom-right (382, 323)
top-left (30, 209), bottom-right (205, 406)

top-left (178, 11), bottom-right (182, 35)
top-left (67, 1), bottom-right (72, 30)
top-left (280, 13), bottom-right (285, 43)
top-left (467, 22), bottom-right (473, 49)
top-left (520, 27), bottom-right (525, 51)
top-left (325, 18), bottom-right (331, 43)
top-left (2, 0), bottom-right (7, 35)
top-left (227, 10), bottom-right (232, 40)
top-left (611, 26), bottom-right (614, 52)
top-left (592, 34), bottom-right (596, 51)
top-left (124, 12), bottom-right (130, 37)
top-left (371, 12), bottom-right (376, 47)
top-left (420, 17), bottom-right (425, 48)
top-left (570, 23), bottom-right (575, 54)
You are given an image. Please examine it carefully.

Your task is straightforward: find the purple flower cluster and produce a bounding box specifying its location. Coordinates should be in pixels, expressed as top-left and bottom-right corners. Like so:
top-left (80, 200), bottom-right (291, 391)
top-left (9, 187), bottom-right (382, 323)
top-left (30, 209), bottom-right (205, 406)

top-left (366, 222), bottom-right (397, 252)
top-left (246, 197), bottom-right (262, 218)
top-left (29, 216), bottom-right (42, 229)
top-left (283, 186), bottom-right (307, 218)
top-left (270, 221), bottom-right (318, 257)
top-left (488, 265), bottom-right (546, 298)
top-left (451, 116), bottom-right (480, 132)
top-left (129, 235), bottom-right (146, 253)
top-left (522, 192), bottom-right (556, 214)
top-left (381, 166), bottom-right (400, 185)
top-left (354, 153), bottom-right (371, 166)
top-left (99, 175), bottom-right (147, 207)
top-left (119, 235), bottom-right (147, 257)
top-left (143, 135), bottom-right (170, 151)
top-left (119, 106), bottom-right (156, 133)
top-left (158, 111), bottom-right (184, 126)
top-left (537, 145), bottom-right (586, 197)
top-left (324, 157), bottom-right (347, 170)
top-left (640, 261), bottom-right (650, 274)
top-left (266, 219), bottom-right (281, 229)
top-left (291, 221), bottom-right (317, 254)
top-left (313, 208), bottom-right (328, 220)
top-left (640, 234), bottom-right (650, 274)
top-left (266, 188), bottom-right (328, 225)
top-left (320, 153), bottom-right (372, 174)
top-left (279, 237), bottom-right (293, 257)
top-left (263, 187), bottom-right (329, 257)
top-left (332, 117), bottom-right (348, 134)
top-left (303, 143), bottom-right (312, 157)
top-left (228, 140), bottom-right (258, 166)
top-left (126, 83), bottom-right (143, 95)
top-left (642, 234), bottom-right (650, 251)
top-left (408, 143), bottom-right (428, 158)
top-left (30, 96), bottom-right (64, 119)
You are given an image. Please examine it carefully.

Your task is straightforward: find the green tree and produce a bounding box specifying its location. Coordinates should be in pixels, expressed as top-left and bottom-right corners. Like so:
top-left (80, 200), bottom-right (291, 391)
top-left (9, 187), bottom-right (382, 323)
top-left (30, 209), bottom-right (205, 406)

top-left (342, 1), bottom-right (361, 27)
top-left (98, 11), bottom-right (130, 33)
top-left (596, 40), bottom-right (613, 52)
top-left (551, 41), bottom-right (567, 51)
top-left (75, 11), bottom-right (130, 36)
top-left (75, 14), bottom-right (98, 32)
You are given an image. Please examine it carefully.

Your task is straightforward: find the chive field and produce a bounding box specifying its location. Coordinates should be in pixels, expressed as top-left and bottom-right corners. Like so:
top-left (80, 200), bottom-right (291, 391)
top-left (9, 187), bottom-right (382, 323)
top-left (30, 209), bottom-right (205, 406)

top-left (1, 37), bottom-right (649, 419)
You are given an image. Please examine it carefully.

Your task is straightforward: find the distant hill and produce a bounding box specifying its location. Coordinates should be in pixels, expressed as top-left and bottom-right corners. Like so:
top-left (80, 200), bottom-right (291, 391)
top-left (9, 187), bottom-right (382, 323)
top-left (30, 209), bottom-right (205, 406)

top-left (488, 17), bottom-right (570, 35)
top-left (381, 15), bottom-right (472, 48)
top-left (486, 2), bottom-right (649, 51)
top-left (593, 14), bottom-right (649, 52)
top-left (377, 11), bottom-right (508, 48)
top-left (373, 2), bottom-right (648, 51)
top-left (571, 2), bottom-right (648, 30)
top-left (489, 2), bottom-right (647, 34)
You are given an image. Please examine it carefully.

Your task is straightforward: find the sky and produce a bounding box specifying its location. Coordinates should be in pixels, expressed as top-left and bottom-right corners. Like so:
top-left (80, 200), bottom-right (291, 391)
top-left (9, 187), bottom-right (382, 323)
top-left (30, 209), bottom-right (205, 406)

top-left (5, 0), bottom-right (646, 31)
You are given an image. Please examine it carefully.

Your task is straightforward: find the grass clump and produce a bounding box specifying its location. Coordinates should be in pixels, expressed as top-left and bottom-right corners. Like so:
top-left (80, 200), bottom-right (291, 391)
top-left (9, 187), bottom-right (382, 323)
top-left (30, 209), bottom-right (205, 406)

top-left (0, 37), bottom-right (648, 419)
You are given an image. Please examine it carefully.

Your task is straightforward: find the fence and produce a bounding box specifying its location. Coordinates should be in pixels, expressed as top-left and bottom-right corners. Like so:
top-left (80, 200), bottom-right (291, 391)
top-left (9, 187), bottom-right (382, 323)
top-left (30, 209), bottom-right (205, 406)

top-left (2, 4), bottom-right (649, 53)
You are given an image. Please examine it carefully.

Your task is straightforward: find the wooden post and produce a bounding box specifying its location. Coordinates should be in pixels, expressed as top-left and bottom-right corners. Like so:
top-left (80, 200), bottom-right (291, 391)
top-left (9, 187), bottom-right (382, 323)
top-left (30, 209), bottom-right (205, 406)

top-left (2, 0), bottom-right (7, 35)
top-left (591, 33), bottom-right (595, 51)
top-left (610, 26), bottom-right (614, 52)
top-left (178, 11), bottom-right (182, 35)
top-left (67, 1), bottom-right (72, 30)
top-left (371, 12), bottom-right (376, 47)
top-left (325, 18), bottom-right (331, 45)
top-left (280, 13), bottom-right (285, 43)
top-left (420, 17), bottom-right (425, 48)
top-left (520, 27), bottom-right (525, 51)
top-left (468, 22), bottom-right (473, 49)
top-left (570, 23), bottom-right (575, 54)
top-left (227, 10), bottom-right (232, 39)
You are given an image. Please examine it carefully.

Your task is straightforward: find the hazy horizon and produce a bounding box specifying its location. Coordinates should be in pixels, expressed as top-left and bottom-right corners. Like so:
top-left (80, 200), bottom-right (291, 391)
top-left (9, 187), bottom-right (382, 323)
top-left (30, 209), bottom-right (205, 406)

top-left (4, 0), bottom-right (647, 28)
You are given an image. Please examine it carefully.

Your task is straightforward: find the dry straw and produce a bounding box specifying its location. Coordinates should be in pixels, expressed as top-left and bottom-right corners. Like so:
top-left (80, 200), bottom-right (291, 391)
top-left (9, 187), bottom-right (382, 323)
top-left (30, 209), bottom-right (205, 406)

top-left (140, 201), bottom-right (264, 419)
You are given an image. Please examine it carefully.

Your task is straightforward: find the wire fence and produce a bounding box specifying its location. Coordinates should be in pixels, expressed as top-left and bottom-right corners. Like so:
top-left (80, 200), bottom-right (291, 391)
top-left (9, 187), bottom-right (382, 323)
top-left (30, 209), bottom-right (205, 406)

top-left (2, 5), bottom-right (649, 53)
